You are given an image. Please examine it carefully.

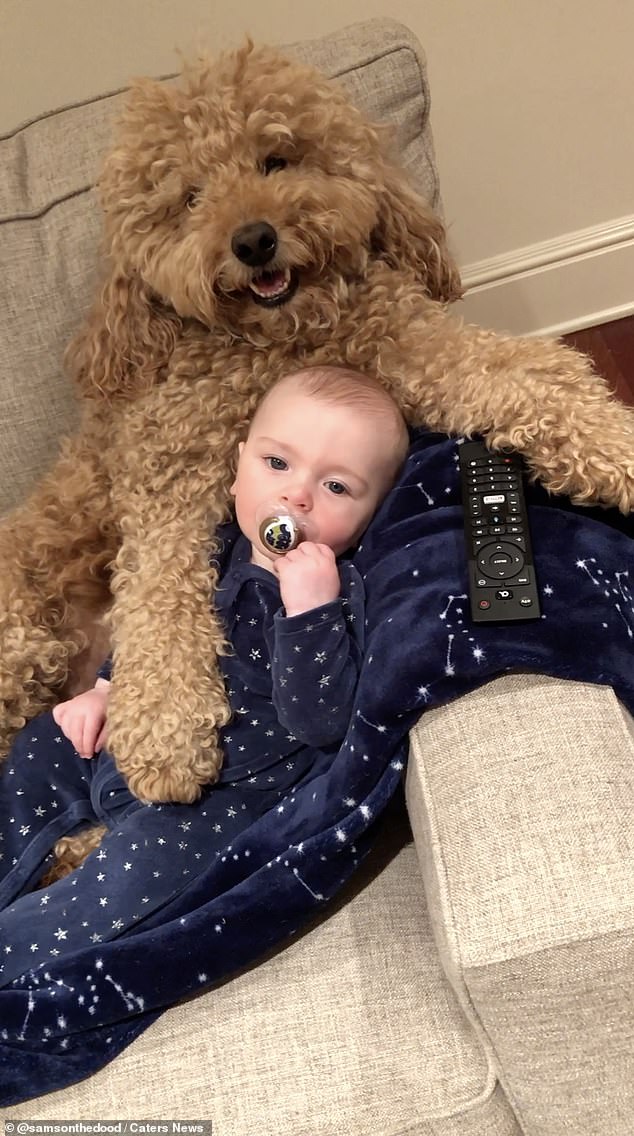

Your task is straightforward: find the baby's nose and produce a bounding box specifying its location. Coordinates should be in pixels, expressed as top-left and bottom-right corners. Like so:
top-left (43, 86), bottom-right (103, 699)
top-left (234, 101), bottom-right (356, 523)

top-left (282, 483), bottom-right (312, 510)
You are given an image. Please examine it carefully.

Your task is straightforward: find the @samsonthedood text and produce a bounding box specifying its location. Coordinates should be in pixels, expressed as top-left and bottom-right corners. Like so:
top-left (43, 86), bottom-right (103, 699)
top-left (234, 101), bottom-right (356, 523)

top-left (4, 1124), bottom-right (212, 1135)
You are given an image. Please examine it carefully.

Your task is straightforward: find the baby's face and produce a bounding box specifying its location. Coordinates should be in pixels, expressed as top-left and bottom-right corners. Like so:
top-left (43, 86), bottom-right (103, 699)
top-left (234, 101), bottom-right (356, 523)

top-left (231, 385), bottom-right (400, 568)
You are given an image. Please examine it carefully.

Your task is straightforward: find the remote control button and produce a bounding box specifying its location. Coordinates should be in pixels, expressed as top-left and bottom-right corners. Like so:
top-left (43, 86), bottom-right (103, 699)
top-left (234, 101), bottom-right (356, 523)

top-left (496, 588), bottom-right (513, 600)
top-left (478, 599), bottom-right (491, 610)
top-left (476, 577), bottom-right (490, 587)
top-left (475, 475), bottom-right (516, 486)
top-left (507, 524), bottom-right (523, 534)
top-left (485, 483), bottom-right (518, 494)
top-left (519, 597), bottom-right (533, 607)
top-left (477, 542), bottom-right (525, 579)
top-left (489, 525), bottom-right (506, 535)
top-left (482, 493), bottom-right (506, 505)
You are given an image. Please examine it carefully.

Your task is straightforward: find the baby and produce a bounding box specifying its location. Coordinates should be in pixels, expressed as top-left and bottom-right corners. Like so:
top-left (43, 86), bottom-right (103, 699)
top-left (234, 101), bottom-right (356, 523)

top-left (0, 365), bottom-right (408, 986)
top-left (57, 364), bottom-right (409, 758)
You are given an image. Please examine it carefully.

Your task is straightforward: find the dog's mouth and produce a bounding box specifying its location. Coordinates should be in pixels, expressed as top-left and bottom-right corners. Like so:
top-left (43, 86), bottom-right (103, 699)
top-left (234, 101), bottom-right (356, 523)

top-left (248, 267), bottom-right (298, 307)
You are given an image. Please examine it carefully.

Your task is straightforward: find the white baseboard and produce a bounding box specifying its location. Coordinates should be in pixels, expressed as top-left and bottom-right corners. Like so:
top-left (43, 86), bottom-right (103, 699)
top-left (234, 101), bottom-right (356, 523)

top-left (457, 215), bottom-right (634, 338)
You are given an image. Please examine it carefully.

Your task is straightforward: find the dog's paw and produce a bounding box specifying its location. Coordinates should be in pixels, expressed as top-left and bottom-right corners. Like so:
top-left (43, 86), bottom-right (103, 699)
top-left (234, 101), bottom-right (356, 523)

top-left (559, 453), bottom-right (634, 514)
top-left (127, 764), bottom-right (206, 804)
top-left (530, 430), bottom-right (634, 514)
top-left (120, 739), bottom-right (223, 804)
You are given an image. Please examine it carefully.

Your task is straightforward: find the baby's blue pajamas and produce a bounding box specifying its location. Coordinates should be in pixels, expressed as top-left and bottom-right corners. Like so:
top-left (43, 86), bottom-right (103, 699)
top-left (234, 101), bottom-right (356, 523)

top-left (0, 526), bottom-right (364, 986)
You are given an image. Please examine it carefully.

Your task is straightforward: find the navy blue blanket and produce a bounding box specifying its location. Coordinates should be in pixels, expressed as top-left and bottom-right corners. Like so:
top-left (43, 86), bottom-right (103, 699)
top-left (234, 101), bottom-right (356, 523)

top-left (1, 429), bottom-right (633, 1106)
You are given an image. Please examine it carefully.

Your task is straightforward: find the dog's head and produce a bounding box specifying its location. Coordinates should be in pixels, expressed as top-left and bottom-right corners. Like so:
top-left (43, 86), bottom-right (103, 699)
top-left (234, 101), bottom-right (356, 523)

top-left (97, 42), bottom-right (460, 346)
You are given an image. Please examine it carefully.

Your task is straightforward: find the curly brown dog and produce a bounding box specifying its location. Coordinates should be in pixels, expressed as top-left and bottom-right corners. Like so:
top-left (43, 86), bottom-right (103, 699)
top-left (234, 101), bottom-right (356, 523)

top-left (1, 42), bottom-right (633, 841)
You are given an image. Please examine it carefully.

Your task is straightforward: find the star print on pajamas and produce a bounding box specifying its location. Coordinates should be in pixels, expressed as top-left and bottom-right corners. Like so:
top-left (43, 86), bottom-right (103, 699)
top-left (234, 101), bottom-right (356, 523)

top-left (0, 526), bottom-right (365, 989)
top-left (576, 558), bottom-right (633, 639)
top-left (0, 717), bottom-right (296, 986)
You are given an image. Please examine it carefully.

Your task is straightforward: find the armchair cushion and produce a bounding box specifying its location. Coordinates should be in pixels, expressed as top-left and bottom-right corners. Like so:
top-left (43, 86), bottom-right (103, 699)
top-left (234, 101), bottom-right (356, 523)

top-left (408, 674), bottom-right (634, 1133)
top-left (5, 810), bottom-right (521, 1134)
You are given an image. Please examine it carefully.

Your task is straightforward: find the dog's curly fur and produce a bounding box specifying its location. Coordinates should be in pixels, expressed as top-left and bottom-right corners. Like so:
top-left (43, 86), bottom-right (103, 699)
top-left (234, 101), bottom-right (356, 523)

top-left (1, 43), bottom-right (633, 832)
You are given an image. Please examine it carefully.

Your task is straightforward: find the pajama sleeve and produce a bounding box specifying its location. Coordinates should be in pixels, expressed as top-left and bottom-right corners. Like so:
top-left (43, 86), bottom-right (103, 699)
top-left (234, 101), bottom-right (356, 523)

top-left (265, 563), bottom-right (365, 747)
top-left (96, 656), bottom-right (113, 682)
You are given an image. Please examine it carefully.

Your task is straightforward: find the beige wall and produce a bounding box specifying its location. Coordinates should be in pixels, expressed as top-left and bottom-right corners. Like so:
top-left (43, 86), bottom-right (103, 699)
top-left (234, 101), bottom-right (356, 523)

top-left (2, 0), bottom-right (633, 334)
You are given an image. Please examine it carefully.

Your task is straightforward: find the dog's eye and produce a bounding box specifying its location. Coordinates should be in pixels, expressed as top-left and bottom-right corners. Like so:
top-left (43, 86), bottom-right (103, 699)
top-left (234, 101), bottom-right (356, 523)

top-left (262, 155), bottom-right (287, 176)
top-left (185, 189), bottom-right (200, 211)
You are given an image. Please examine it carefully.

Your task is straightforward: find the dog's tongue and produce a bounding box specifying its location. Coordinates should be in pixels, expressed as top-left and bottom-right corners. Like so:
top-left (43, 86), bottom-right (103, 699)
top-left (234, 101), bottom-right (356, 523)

top-left (250, 269), bottom-right (288, 297)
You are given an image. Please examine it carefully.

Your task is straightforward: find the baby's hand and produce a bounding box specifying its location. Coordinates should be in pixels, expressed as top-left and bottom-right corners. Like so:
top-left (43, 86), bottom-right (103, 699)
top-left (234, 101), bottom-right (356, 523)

top-left (275, 542), bottom-right (341, 617)
top-left (52, 681), bottom-right (110, 759)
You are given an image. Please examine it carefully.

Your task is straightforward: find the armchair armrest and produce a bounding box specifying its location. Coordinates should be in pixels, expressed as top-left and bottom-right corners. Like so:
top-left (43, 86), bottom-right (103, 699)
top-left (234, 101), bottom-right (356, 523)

top-left (406, 673), bottom-right (634, 1135)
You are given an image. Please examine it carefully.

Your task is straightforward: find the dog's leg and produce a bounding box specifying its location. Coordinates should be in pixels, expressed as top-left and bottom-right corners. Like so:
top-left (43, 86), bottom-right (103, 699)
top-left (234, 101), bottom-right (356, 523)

top-left (0, 426), bottom-right (114, 756)
top-left (105, 486), bottom-right (231, 803)
top-left (103, 369), bottom-right (245, 804)
top-left (378, 302), bottom-right (634, 513)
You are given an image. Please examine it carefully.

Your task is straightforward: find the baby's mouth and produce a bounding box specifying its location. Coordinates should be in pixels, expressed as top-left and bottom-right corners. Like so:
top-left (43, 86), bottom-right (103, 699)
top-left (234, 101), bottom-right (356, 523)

top-left (248, 267), bottom-right (298, 307)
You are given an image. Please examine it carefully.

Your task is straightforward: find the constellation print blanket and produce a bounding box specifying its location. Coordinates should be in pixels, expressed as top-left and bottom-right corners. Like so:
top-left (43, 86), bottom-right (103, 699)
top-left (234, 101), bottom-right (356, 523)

top-left (1, 428), bottom-right (633, 1105)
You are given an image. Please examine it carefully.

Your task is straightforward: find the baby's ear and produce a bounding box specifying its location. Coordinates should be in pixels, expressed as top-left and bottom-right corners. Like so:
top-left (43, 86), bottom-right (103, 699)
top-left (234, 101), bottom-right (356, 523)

top-left (229, 441), bottom-right (245, 494)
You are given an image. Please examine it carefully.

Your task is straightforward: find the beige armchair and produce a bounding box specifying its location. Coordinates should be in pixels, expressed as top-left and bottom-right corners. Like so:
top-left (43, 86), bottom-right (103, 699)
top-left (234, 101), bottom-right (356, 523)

top-left (1, 18), bottom-right (633, 1134)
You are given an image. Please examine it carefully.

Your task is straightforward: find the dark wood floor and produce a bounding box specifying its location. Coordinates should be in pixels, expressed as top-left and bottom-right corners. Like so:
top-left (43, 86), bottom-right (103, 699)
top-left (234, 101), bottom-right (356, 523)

top-left (562, 314), bottom-right (634, 407)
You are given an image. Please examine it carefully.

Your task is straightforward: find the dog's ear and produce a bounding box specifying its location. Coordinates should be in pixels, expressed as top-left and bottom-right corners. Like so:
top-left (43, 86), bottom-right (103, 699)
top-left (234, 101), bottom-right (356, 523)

top-left (373, 166), bottom-right (463, 303)
top-left (65, 269), bottom-right (181, 401)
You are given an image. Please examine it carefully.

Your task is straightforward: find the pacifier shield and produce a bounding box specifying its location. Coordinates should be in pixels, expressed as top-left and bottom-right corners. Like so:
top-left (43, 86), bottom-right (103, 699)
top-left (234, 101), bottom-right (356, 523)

top-left (259, 513), bottom-right (301, 554)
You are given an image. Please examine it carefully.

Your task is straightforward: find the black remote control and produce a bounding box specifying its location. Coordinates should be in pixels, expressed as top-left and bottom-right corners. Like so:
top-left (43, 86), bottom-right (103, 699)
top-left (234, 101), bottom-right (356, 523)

top-left (458, 440), bottom-right (541, 623)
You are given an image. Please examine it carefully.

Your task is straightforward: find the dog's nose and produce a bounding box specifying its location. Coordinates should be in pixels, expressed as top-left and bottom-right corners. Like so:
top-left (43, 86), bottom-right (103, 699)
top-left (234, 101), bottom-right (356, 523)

top-left (231, 221), bottom-right (278, 267)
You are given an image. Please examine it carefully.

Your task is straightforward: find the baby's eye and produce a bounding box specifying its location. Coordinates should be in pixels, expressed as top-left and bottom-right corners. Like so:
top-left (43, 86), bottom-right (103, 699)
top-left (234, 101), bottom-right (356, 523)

top-left (266, 456), bottom-right (287, 471)
top-left (326, 480), bottom-right (348, 495)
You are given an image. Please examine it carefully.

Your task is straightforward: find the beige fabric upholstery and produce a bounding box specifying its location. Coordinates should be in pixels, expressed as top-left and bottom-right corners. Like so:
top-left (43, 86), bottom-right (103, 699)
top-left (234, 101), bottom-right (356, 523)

top-left (1, 15), bottom-right (633, 1134)
top-left (407, 673), bottom-right (634, 1134)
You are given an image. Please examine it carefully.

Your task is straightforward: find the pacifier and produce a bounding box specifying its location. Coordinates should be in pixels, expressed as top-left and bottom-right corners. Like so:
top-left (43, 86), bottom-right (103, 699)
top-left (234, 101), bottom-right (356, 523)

top-left (256, 503), bottom-right (315, 556)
